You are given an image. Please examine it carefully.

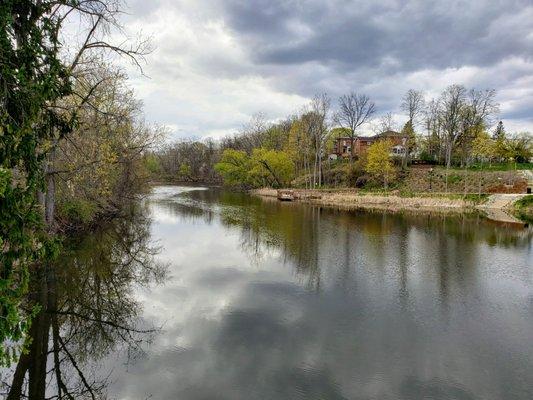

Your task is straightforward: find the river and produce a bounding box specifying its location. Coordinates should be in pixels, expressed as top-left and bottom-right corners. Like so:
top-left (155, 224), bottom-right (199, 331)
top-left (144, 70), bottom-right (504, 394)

top-left (3, 185), bottom-right (532, 399)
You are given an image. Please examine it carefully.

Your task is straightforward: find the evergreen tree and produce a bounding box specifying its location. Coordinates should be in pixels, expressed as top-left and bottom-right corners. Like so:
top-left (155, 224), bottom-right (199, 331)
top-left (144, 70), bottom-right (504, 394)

top-left (493, 121), bottom-right (506, 140)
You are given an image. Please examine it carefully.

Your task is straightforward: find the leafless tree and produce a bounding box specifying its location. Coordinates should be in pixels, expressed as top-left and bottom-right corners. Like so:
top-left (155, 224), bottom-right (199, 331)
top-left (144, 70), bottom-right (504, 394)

top-left (398, 90), bottom-right (424, 166)
top-left (309, 93), bottom-right (331, 187)
top-left (334, 92), bottom-right (376, 162)
top-left (373, 112), bottom-right (398, 134)
top-left (458, 89), bottom-right (499, 165)
top-left (438, 85), bottom-right (467, 169)
top-left (401, 89), bottom-right (425, 126)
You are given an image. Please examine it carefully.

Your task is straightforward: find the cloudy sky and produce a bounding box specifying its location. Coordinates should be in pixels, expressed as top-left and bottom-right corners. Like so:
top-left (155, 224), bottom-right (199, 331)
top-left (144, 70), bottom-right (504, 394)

top-left (120, 0), bottom-right (533, 141)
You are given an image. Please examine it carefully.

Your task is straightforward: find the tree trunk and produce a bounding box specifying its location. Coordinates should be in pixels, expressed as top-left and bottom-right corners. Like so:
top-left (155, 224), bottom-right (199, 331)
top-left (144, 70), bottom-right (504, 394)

top-left (6, 354), bottom-right (30, 400)
top-left (45, 171), bottom-right (55, 229)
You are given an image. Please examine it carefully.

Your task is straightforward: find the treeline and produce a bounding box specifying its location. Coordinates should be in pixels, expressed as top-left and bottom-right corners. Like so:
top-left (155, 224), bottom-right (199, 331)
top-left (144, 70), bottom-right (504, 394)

top-left (1, 0), bottom-right (158, 390)
top-left (53, 63), bottom-right (162, 230)
top-left (150, 86), bottom-right (532, 189)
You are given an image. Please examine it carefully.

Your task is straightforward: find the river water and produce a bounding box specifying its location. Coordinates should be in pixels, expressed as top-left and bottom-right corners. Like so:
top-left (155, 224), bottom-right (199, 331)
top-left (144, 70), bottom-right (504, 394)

top-left (5, 185), bottom-right (532, 399)
top-left (94, 185), bottom-right (532, 400)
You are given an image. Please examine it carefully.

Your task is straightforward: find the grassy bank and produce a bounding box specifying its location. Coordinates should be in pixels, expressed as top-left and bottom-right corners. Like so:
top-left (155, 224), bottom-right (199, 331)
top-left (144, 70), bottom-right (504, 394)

top-left (513, 195), bottom-right (533, 223)
top-left (251, 188), bottom-right (484, 213)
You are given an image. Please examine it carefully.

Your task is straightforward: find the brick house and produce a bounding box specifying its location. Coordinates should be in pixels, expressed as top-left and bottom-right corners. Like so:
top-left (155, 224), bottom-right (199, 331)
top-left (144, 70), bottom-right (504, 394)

top-left (331, 130), bottom-right (409, 159)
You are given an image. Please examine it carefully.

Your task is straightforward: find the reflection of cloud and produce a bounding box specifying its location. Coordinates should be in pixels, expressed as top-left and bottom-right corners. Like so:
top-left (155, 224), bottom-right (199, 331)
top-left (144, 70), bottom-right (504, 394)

top-left (399, 376), bottom-right (475, 400)
top-left (104, 187), bottom-right (533, 399)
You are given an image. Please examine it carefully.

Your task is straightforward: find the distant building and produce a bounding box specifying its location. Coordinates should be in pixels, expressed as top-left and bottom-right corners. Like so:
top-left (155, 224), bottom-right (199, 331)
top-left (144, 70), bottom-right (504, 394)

top-left (332, 130), bottom-right (409, 158)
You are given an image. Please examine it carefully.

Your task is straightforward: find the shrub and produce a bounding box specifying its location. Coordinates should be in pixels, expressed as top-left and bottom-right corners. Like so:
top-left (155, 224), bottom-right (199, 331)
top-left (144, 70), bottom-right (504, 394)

top-left (355, 175), bottom-right (369, 188)
top-left (59, 200), bottom-right (97, 225)
top-left (513, 195), bottom-right (533, 223)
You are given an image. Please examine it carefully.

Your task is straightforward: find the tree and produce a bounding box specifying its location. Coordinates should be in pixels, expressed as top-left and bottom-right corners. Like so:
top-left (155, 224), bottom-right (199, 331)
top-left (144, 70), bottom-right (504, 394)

top-left (400, 90), bottom-right (425, 167)
top-left (2, 2), bottom-right (150, 397)
top-left (471, 130), bottom-right (496, 164)
top-left (178, 163), bottom-right (192, 180)
top-left (249, 148), bottom-right (295, 188)
top-left (400, 120), bottom-right (417, 166)
top-left (439, 84), bottom-right (467, 169)
top-left (423, 98), bottom-right (444, 162)
top-left (505, 133), bottom-right (532, 163)
top-left (493, 120), bottom-right (506, 140)
top-left (1, 0), bottom-right (73, 368)
top-left (458, 89), bottom-right (499, 166)
top-left (334, 92), bottom-right (376, 162)
top-left (215, 149), bottom-right (251, 186)
top-left (307, 93), bottom-right (331, 187)
top-left (365, 140), bottom-right (396, 189)
top-left (374, 112), bottom-right (398, 134)
top-left (401, 89), bottom-right (425, 126)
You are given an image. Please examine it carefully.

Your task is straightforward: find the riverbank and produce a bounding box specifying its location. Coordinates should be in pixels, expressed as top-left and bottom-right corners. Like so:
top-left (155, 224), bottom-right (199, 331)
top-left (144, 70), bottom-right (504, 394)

top-left (251, 188), bottom-right (529, 223)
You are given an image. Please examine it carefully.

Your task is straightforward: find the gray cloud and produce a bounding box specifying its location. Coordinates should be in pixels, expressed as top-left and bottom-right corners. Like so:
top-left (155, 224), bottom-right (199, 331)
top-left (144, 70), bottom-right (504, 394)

top-left (222, 1), bottom-right (533, 70)
top-left (122, 0), bottom-right (533, 139)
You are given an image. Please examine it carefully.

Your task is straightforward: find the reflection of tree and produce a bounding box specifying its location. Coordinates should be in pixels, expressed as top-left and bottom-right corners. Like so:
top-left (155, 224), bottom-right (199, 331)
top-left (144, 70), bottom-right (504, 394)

top-left (4, 204), bottom-right (164, 399)
top-left (219, 200), bottom-right (323, 288)
top-left (165, 188), bottom-right (533, 294)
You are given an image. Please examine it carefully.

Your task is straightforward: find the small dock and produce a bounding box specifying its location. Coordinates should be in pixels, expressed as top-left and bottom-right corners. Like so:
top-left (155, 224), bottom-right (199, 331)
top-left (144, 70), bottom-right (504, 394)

top-left (277, 189), bottom-right (295, 201)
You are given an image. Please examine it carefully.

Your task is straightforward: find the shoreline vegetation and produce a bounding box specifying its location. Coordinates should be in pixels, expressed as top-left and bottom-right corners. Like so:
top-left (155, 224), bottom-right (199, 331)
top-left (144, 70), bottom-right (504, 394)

top-left (145, 88), bottom-right (532, 228)
top-left (251, 187), bottom-right (531, 224)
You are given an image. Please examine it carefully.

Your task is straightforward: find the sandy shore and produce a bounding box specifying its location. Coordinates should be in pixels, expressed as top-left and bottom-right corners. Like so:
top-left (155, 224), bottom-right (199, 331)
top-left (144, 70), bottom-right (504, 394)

top-left (252, 188), bottom-right (471, 211)
top-left (250, 188), bottom-right (527, 223)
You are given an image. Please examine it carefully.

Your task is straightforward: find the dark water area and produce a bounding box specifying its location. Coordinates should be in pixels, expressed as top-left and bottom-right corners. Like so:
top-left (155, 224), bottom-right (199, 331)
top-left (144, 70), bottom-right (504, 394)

top-left (3, 186), bottom-right (532, 399)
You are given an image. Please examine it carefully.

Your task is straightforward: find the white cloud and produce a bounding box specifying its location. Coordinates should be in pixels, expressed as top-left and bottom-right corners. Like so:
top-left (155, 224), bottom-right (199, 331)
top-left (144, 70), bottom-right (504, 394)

top-left (117, 0), bottom-right (533, 141)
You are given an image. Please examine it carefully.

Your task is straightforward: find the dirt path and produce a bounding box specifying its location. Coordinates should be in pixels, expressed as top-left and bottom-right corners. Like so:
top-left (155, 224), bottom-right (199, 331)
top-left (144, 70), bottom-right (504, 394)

top-left (480, 193), bottom-right (526, 209)
top-left (476, 193), bottom-right (527, 224)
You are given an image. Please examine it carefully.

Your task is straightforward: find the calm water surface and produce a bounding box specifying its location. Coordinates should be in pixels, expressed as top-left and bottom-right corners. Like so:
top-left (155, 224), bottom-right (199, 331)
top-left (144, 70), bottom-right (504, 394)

top-left (93, 186), bottom-right (533, 398)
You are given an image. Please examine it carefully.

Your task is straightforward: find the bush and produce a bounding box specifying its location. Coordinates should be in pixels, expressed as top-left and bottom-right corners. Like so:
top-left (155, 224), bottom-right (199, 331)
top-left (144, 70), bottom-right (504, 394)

top-left (345, 161), bottom-right (365, 187)
top-left (513, 195), bottom-right (533, 223)
top-left (355, 175), bottom-right (370, 188)
top-left (322, 164), bottom-right (348, 186)
top-left (59, 199), bottom-right (97, 225)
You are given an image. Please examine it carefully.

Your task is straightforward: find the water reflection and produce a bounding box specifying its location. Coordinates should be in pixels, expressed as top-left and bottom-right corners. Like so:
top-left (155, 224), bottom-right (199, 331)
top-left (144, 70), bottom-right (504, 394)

top-left (164, 188), bottom-right (532, 289)
top-left (127, 186), bottom-right (531, 400)
top-left (1, 203), bottom-right (164, 399)
top-left (4, 186), bottom-right (532, 400)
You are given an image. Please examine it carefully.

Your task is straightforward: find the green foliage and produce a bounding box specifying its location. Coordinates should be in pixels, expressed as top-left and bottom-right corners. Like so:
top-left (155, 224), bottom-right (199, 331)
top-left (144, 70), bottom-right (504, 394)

top-left (178, 163), bottom-right (192, 179)
top-left (401, 120), bottom-right (416, 151)
top-left (468, 162), bottom-right (532, 171)
top-left (215, 149), bottom-right (251, 186)
top-left (513, 195), bottom-right (533, 224)
top-left (59, 200), bottom-right (97, 225)
top-left (215, 148), bottom-right (294, 188)
top-left (144, 154), bottom-right (161, 175)
top-left (471, 130), bottom-right (496, 161)
top-left (445, 174), bottom-right (463, 184)
top-left (504, 133), bottom-right (532, 163)
top-left (0, 1), bottom-right (72, 365)
top-left (365, 140), bottom-right (396, 189)
top-left (249, 148), bottom-right (294, 188)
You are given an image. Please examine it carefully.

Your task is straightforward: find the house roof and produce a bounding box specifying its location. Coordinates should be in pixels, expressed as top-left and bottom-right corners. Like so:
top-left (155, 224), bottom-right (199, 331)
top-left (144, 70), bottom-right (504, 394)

top-left (335, 136), bottom-right (377, 141)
